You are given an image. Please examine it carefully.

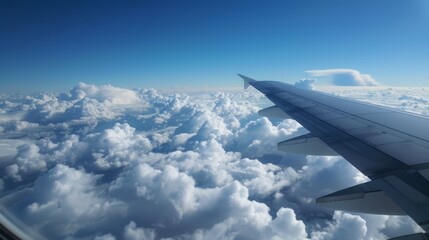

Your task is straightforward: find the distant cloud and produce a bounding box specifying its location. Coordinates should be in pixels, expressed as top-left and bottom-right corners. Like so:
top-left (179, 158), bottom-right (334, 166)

top-left (69, 82), bottom-right (142, 105)
top-left (306, 69), bottom-right (379, 86)
top-left (294, 78), bottom-right (317, 90)
top-left (399, 95), bottom-right (429, 104)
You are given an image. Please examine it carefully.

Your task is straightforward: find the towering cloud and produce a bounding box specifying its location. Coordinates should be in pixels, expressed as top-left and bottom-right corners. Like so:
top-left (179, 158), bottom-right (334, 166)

top-left (306, 69), bottom-right (379, 86)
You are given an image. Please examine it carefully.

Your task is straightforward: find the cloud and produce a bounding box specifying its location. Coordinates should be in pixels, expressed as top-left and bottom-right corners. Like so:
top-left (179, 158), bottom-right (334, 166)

top-left (95, 234), bottom-right (117, 240)
top-left (123, 221), bottom-right (156, 240)
top-left (69, 82), bottom-right (142, 105)
top-left (23, 164), bottom-right (126, 238)
top-left (269, 208), bottom-right (308, 239)
top-left (399, 94), bottom-right (429, 111)
top-left (230, 117), bottom-right (302, 157)
top-left (86, 123), bottom-right (152, 170)
top-left (306, 69), bottom-right (379, 86)
top-left (192, 206), bottom-right (308, 240)
top-left (311, 211), bottom-right (367, 240)
top-left (106, 161), bottom-right (303, 239)
top-left (3, 134), bottom-right (86, 183)
top-left (5, 144), bottom-right (45, 182)
top-left (295, 79), bottom-right (317, 90)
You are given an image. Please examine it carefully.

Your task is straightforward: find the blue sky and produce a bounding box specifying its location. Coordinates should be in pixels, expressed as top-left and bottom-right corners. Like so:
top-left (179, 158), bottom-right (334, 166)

top-left (1, 0), bottom-right (428, 92)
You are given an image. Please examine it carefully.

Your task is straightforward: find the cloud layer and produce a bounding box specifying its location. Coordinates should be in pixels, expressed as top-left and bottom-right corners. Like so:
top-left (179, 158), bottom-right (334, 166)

top-left (306, 69), bottom-right (379, 86)
top-left (0, 82), bottom-right (424, 239)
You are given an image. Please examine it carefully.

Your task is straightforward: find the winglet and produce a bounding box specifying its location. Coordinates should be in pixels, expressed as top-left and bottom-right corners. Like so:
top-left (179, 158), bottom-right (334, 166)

top-left (238, 74), bottom-right (257, 89)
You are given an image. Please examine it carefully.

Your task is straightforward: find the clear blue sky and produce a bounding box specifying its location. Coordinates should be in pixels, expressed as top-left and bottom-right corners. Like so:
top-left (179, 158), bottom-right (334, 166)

top-left (1, 0), bottom-right (428, 92)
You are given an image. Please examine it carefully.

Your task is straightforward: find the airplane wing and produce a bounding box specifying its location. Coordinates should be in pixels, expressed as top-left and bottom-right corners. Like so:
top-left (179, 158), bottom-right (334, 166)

top-left (239, 74), bottom-right (429, 238)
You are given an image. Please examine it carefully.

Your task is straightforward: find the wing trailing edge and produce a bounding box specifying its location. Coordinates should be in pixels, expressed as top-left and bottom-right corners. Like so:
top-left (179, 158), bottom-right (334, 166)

top-left (278, 133), bottom-right (339, 156)
top-left (317, 179), bottom-right (405, 215)
top-left (389, 233), bottom-right (429, 240)
top-left (258, 106), bottom-right (291, 119)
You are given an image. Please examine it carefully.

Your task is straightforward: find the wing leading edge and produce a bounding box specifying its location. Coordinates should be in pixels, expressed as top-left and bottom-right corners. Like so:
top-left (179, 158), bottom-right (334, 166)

top-left (239, 74), bottom-right (429, 236)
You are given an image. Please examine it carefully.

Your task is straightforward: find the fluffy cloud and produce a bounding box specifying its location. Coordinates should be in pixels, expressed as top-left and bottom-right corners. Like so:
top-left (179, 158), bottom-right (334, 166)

top-left (268, 208), bottom-right (308, 239)
top-left (23, 164), bottom-right (126, 239)
top-left (230, 118), bottom-right (302, 157)
top-left (306, 69), bottom-right (379, 86)
top-left (69, 82), bottom-right (141, 105)
top-left (192, 206), bottom-right (308, 240)
top-left (295, 78), bottom-right (317, 90)
top-left (123, 221), bottom-right (156, 240)
top-left (87, 123), bottom-right (152, 170)
top-left (3, 134), bottom-right (86, 183)
top-left (0, 82), bottom-right (424, 239)
top-left (311, 211), bottom-right (367, 240)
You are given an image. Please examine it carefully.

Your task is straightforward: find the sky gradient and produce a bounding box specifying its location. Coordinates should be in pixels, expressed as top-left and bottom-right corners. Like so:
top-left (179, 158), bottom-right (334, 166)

top-left (1, 0), bottom-right (428, 92)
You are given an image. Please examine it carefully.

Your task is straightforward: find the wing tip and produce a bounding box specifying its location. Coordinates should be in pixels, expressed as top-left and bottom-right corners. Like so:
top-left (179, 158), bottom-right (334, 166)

top-left (237, 74), bottom-right (256, 89)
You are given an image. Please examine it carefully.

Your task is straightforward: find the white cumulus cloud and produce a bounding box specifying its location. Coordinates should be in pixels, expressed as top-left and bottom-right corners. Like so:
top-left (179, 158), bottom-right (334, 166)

top-left (295, 78), bottom-right (317, 90)
top-left (70, 82), bottom-right (142, 105)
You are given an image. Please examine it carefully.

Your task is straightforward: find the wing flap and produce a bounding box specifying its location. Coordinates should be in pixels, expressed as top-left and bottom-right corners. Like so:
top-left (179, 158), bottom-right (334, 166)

top-left (278, 133), bottom-right (338, 156)
top-left (317, 179), bottom-right (405, 215)
top-left (389, 233), bottom-right (429, 240)
top-left (258, 106), bottom-right (291, 119)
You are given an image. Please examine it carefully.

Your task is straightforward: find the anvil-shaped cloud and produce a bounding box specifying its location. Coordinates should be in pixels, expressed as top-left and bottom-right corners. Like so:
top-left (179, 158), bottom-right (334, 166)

top-left (306, 69), bottom-right (379, 86)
